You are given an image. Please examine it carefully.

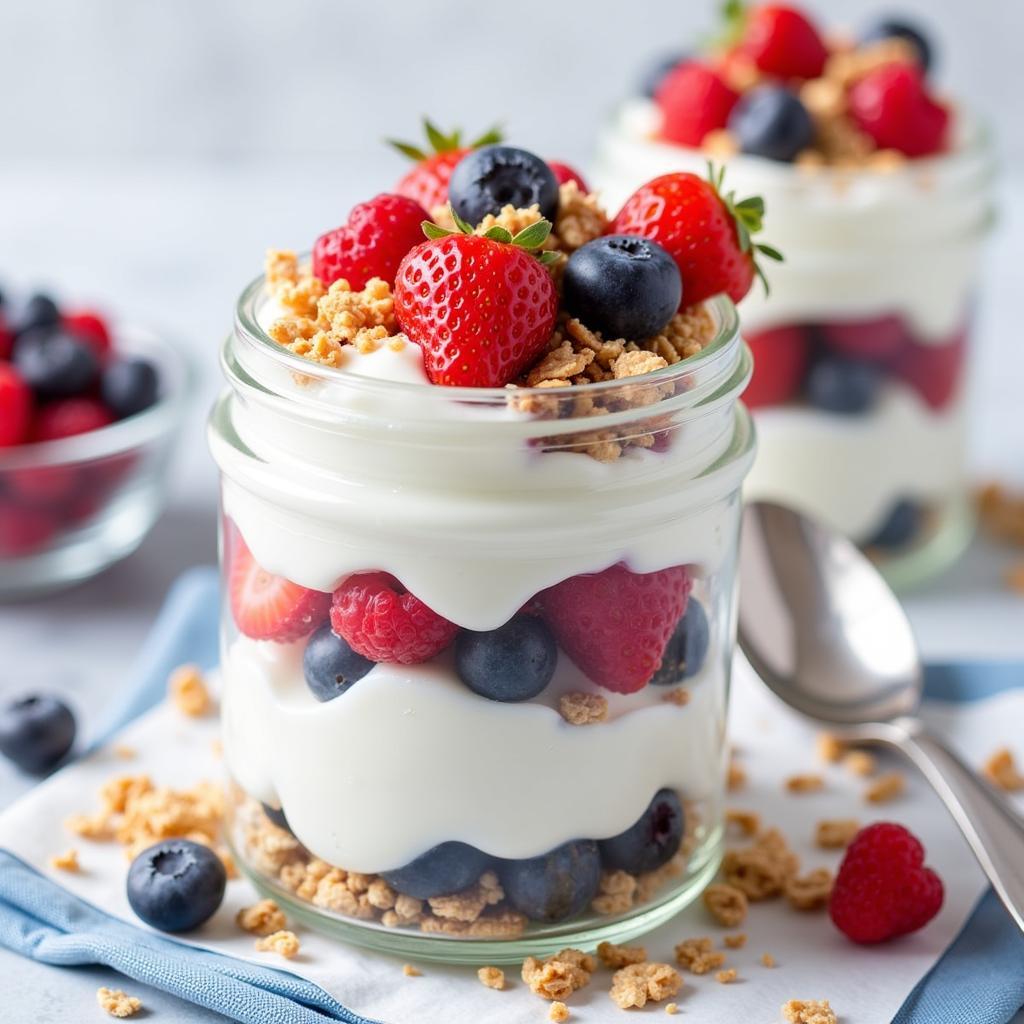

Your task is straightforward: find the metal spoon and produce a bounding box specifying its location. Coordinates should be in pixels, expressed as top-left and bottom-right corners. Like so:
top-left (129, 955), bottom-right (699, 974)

top-left (737, 500), bottom-right (1024, 933)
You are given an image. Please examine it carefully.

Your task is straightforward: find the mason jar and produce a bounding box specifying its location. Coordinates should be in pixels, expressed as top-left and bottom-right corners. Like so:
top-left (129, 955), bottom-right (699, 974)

top-left (208, 273), bottom-right (755, 963)
top-left (595, 102), bottom-right (996, 589)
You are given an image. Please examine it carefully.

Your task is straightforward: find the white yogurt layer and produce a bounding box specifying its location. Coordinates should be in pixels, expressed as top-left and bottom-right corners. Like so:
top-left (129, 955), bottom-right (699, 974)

top-left (222, 634), bottom-right (725, 872)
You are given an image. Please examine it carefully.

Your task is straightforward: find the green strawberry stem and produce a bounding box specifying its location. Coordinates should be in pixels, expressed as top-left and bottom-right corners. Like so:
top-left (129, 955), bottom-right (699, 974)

top-left (706, 0), bottom-right (748, 52)
top-left (387, 118), bottom-right (503, 162)
top-left (421, 204), bottom-right (561, 265)
top-left (706, 161), bottom-right (783, 295)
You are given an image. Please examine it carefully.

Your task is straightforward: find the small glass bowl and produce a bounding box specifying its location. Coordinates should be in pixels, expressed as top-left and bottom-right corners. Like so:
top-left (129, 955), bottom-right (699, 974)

top-left (0, 326), bottom-right (192, 598)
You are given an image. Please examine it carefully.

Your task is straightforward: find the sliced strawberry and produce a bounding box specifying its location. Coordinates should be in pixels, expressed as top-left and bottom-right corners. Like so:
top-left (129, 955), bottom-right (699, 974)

top-left (229, 535), bottom-right (331, 642)
top-left (744, 325), bottom-right (809, 408)
top-left (656, 62), bottom-right (739, 147)
top-left (541, 564), bottom-right (692, 693)
top-left (889, 328), bottom-right (966, 411)
top-left (819, 315), bottom-right (911, 362)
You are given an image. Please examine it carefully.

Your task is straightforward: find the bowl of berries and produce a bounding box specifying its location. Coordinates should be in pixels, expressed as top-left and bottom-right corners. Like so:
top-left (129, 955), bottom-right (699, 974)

top-left (0, 288), bottom-right (191, 597)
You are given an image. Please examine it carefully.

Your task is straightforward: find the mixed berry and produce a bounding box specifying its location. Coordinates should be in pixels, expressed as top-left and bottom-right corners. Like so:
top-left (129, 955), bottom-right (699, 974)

top-left (0, 693), bottom-right (76, 774)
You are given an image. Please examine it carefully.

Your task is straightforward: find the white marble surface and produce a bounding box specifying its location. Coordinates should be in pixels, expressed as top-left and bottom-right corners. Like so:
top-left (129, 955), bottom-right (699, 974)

top-left (0, 159), bottom-right (1022, 1021)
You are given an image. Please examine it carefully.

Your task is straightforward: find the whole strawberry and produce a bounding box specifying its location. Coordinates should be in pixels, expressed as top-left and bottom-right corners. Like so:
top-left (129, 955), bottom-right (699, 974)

top-left (313, 193), bottom-right (428, 290)
top-left (390, 119), bottom-right (503, 213)
top-left (830, 822), bottom-right (944, 944)
top-left (541, 564), bottom-right (692, 693)
top-left (394, 211), bottom-right (559, 387)
top-left (848, 63), bottom-right (949, 158)
top-left (657, 62), bottom-right (740, 147)
top-left (734, 3), bottom-right (828, 80)
top-left (612, 165), bottom-right (781, 305)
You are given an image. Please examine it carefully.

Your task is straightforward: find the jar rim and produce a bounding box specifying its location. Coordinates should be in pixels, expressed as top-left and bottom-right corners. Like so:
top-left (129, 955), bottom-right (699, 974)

top-left (233, 271), bottom-right (742, 409)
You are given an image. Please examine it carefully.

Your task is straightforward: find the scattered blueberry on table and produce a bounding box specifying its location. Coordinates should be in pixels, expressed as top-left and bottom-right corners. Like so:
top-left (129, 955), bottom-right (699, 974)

top-left (126, 839), bottom-right (227, 932)
top-left (0, 694), bottom-right (76, 774)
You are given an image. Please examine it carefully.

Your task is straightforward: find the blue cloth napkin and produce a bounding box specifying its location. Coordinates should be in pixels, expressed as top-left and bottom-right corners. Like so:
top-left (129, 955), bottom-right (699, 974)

top-left (0, 565), bottom-right (1021, 1024)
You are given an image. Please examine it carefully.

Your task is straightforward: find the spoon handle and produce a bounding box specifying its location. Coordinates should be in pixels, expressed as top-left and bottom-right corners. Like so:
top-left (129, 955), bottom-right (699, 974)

top-left (883, 721), bottom-right (1024, 934)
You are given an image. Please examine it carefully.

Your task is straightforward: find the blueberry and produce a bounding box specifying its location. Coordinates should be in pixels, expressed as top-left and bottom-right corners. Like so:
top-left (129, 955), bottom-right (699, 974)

top-left (861, 18), bottom-right (933, 72)
top-left (14, 330), bottom-right (99, 400)
top-left (651, 599), bottom-right (710, 685)
top-left (729, 86), bottom-right (814, 163)
top-left (806, 356), bottom-right (881, 414)
top-left (448, 145), bottom-right (559, 226)
top-left (101, 357), bottom-right (160, 419)
top-left (381, 841), bottom-right (489, 899)
top-left (12, 293), bottom-right (60, 337)
top-left (302, 624), bottom-right (373, 702)
top-left (639, 51), bottom-right (690, 98)
top-left (498, 839), bottom-right (601, 923)
top-left (563, 235), bottom-right (682, 341)
top-left (127, 839), bottom-right (226, 932)
top-left (261, 801), bottom-right (292, 832)
top-left (455, 614), bottom-right (557, 702)
top-left (599, 789), bottom-right (684, 874)
top-left (868, 499), bottom-right (923, 549)
top-left (0, 695), bottom-right (76, 774)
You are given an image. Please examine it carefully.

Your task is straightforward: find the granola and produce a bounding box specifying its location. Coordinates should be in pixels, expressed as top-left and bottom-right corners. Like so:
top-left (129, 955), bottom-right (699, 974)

top-left (782, 999), bottom-right (838, 1024)
top-left (723, 932), bottom-right (747, 949)
top-left (597, 941), bottom-right (648, 969)
top-left (785, 773), bottom-right (825, 794)
top-left (703, 882), bottom-right (748, 926)
top-left (983, 747), bottom-right (1024, 791)
top-left (549, 1002), bottom-right (570, 1022)
top-left (816, 819), bottom-right (860, 850)
top-left (784, 868), bottom-right (834, 911)
top-left (477, 966), bottom-right (506, 990)
top-left (169, 664), bottom-right (212, 717)
top-left (673, 936), bottom-right (726, 975)
top-left (843, 750), bottom-right (877, 777)
top-left (609, 963), bottom-right (683, 1009)
top-left (255, 929), bottom-right (300, 959)
top-left (558, 691), bottom-right (608, 725)
top-left (865, 772), bottom-right (905, 803)
top-left (715, 968), bottom-right (738, 984)
top-left (49, 848), bottom-right (80, 873)
top-left (97, 987), bottom-right (142, 1018)
top-left (522, 948), bottom-right (595, 1001)
top-left (236, 898), bottom-right (287, 937)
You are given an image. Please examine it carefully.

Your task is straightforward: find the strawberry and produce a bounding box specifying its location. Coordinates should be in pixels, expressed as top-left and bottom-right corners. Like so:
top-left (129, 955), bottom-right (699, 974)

top-left (547, 161), bottom-right (589, 192)
top-left (819, 315), bottom-right (911, 362)
top-left (611, 165), bottom-right (782, 305)
top-left (743, 325), bottom-right (809, 408)
top-left (390, 119), bottom-right (503, 213)
top-left (889, 327), bottom-right (966, 411)
top-left (656, 62), bottom-right (740, 147)
top-left (0, 363), bottom-right (32, 447)
top-left (229, 535), bottom-right (331, 643)
top-left (734, 3), bottom-right (828, 80)
top-left (394, 211), bottom-right (559, 387)
top-left (848, 63), bottom-right (950, 158)
top-left (313, 193), bottom-right (428, 290)
top-left (63, 310), bottom-right (112, 359)
top-left (541, 564), bottom-right (692, 693)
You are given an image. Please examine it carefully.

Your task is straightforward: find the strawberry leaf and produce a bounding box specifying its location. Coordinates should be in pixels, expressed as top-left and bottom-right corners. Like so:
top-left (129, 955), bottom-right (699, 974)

top-left (421, 221), bottom-right (456, 240)
top-left (450, 206), bottom-right (476, 235)
top-left (388, 139), bottom-right (428, 162)
top-left (470, 124), bottom-right (504, 148)
top-left (537, 250), bottom-right (563, 266)
top-left (389, 119), bottom-right (505, 162)
top-left (510, 220), bottom-right (552, 251)
top-left (483, 225), bottom-right (514, 243)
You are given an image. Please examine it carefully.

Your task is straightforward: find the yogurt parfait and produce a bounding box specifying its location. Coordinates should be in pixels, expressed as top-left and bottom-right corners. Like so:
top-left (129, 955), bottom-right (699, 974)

top-left (208, 128), bottom-right (762, 959)
top-left (595, 6), bottom-right (996, 586)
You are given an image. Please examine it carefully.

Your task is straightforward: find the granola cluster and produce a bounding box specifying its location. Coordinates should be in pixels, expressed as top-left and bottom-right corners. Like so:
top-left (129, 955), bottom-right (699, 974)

top-left (522, 948), bottom-right (596, 1001)
top-left (96, 988), bottom-right (142, 1019)
top-left (608, 962), bottom-right (683, 1009)
top-left (984, 747), bottom-right (1024, 792)
top-left (977, 482), bottom-right (1024, 592)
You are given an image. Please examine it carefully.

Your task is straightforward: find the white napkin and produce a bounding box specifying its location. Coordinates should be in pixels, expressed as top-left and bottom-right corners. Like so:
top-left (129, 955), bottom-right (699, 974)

top-left (1, 663), bottom-right (1020, 1024)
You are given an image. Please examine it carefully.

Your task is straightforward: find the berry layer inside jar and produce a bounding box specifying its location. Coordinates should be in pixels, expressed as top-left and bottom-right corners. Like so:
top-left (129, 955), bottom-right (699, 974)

top-left (222, 521), bottom-right (725, 933)
top-left (743, 312), bottom-right (967, 549)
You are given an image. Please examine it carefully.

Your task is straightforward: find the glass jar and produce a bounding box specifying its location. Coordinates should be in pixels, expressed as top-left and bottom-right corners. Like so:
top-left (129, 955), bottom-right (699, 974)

top-left (209, 273), bottom-right (755, 963)
top-left (595, 102), bottom-right (997, 589)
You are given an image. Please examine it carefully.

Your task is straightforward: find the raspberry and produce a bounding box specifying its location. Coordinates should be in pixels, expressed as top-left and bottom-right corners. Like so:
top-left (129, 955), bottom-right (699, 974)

top-left (848, 64), bottom-right (949, 158)
top-left (0, 364), bottom-right (33, 447)
top-left (313, 193), bottom-right (428, 290)
top-left (31, 399), bottom-right (114, 443)
top-left (743, 325), bottom-right (809, 409)
top-left (829, 822), bottom-right (944, 944)
top-left (63, 310), bottom-right (113, 358)
top-left (330, 572), bottom-right (458, 665)
top-left (656, 63), bottom-right (739, 147)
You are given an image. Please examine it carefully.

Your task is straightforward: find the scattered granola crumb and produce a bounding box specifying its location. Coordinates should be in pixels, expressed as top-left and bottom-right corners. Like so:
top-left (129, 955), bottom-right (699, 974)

top-left (816, 732), bottom-right (846, 763)
top-left (662, 687), bottom-right (690, 706)
top-left (716, 968), bottom-right (738, 984)
top-left (723, 933), bottom-right (747, 949)
top-left (983, 747), bottom-right (1024, 791)
top-left (865, 772), bottom-right (905, 804)
top-left (255, 930), bottom-right (300, 959)
top-left (403, 963), bottom-right (422, 977)
top-left (609, 963), bottom-right (683, 1009)
top-left (784, 868), bottom-right (834, 911)
top-left (673, 937), bottom-right (726, 975)
top-left (522, 949), bottom-right (595, 1001)
top-left (558, 691), bottom-right (608, 725)
top-left (843, 750), bottom-right (877, 777)
top-left (549, 1001), bottom-right (570, 1023)
top-left (727, 760), bottom-right (747, 791)
top-left (49, 848), bottom-right (80, 873)
top-left (477, 966), bottom-right (506, 990)
top-left (726, 808), bottom-right (761, 837)
top-left (785, 773), bottom-right (825, 794)
top-left (762, 952), bottom-right (777, 968)
top-left (236, 898), bottom-right (287, 937)
top-left (703, 883), bottom-right (748, 927)
top-left (815, 819), bottom-right (860, 850)
top-left (665, 1003), bottom-right (680, 1015)
top-left (598, 940), bottom-right (647, 969)
top-left (782, 998), bottom-right (837, 1024)
top-left (97, 987), bottom-right (142, 1018)
top-left (112, 744), bottom-right (136, 760)
top-left (168, 664), bottom-right (212, 717)
top-left (722, 828), bottom-right (799, 901)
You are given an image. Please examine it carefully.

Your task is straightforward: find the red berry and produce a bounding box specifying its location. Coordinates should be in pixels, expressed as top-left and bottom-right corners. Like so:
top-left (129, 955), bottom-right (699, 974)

top-left (7, 465), bottom-right (80, 505)
top-left (229, 536), bottom-right (331, 643)
top-left (395, 233), bottom-right (558, 387)
top-left (0, 315), bottom-right (13, 360)
top-left (330, 572), bottom-right (458, 665)
top-left (0, 364), bottom-right (33, 447)
top-left (396, 149), bottom-right (469, 213)
top-left (313, 193), bottom-right (429, 290)
top-left (547, 161), bottom-right (589, 192)
top-left (541, 564), bottom-right (692, 693)
top-left (889, 327), bottom-right (966, 411)
top-left (63, 310), bottom-right (112, 358)
top-left (0, 500), bottom-right (59, 557)
top-left (848, 64), bottom-right (950, 158)
top-left (819, 315), bottom-right (911, 362)
top-left (612, 170), bottom-right (772, 305)
top-left (31, 399), bottom-right (114, 443)
top-left (744, 325), bottom-right (809, 408)
top-left (829, 822), bottom-right (944, 944)
top-left (737, 4), bottom-right (828, 80)
top-left (656, 63), bottom-right (740, 147)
